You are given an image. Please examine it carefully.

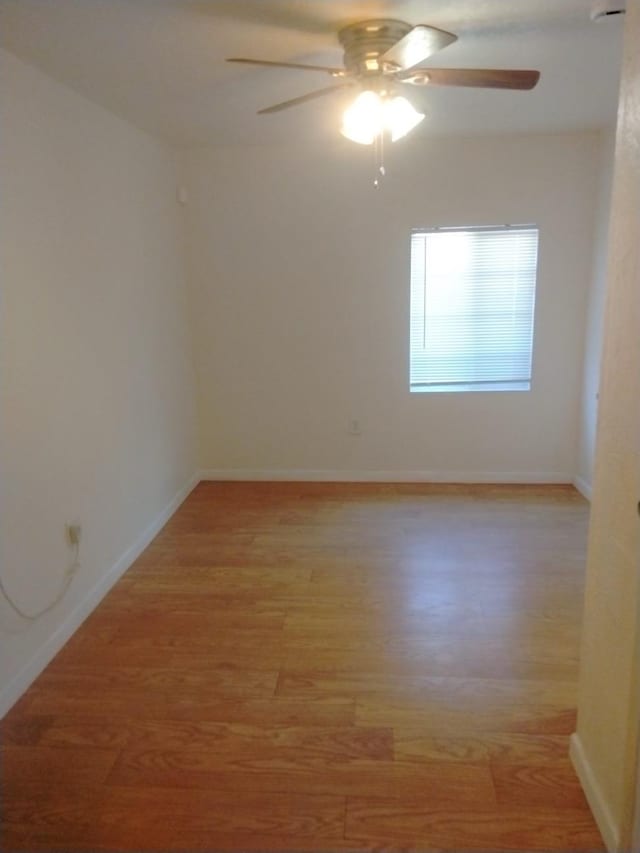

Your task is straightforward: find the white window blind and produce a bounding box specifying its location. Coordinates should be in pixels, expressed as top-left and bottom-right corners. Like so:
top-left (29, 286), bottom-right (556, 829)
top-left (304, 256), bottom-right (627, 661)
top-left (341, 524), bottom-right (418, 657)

top-left (409, 225), bottom-right (539, 393)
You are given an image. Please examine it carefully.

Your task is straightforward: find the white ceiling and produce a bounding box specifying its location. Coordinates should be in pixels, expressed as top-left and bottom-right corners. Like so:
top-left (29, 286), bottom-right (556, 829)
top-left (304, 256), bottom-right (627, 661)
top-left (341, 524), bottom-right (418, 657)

top-left (0, 0), bottom-right (625, 147)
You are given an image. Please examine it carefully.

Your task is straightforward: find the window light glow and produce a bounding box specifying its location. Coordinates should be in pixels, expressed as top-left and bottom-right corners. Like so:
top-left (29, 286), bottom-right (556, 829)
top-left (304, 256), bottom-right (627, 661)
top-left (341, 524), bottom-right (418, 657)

top-left (341, 91), bottom-right (425, 145)
top-left (409, 226), bottom-right (539, 394)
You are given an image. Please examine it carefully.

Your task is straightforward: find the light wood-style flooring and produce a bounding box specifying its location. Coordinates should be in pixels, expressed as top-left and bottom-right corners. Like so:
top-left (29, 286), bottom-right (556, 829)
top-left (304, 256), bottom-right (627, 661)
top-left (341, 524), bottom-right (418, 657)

top-left (1, 482), bottom-right (603, 851)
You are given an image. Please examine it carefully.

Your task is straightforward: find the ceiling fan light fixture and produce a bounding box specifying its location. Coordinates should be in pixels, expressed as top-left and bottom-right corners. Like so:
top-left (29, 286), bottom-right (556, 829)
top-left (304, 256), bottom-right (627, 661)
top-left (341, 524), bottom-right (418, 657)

top-left (341, 90), bottom-right (425, 145)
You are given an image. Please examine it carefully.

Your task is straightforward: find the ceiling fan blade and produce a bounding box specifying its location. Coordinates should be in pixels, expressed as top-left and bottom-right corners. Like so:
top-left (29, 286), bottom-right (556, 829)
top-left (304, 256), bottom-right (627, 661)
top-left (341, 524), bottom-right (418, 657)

top-left (380, 25), bottom-right (457, 71)
top-left (402, 68), bottom-right (540, 90)
top-left (227, 58), bottom-right (344, 76)
top-left (257, 84), bottom-right (351, 114)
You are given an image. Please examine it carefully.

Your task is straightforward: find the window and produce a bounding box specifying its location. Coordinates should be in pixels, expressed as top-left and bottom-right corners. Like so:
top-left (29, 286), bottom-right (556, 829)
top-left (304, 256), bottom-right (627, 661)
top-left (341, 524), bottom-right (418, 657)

top-left (409, 225), bottom-right (539, 393)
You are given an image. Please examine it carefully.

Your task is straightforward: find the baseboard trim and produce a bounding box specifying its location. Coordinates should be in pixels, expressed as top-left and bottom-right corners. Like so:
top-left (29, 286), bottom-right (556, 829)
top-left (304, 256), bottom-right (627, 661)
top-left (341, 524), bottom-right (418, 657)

top-left (200, 468), bottom-right (573, 484)
top-left (573, 475), bottom-right (593, 501)
top-left (570, 732), bottom-right (619, 852)
top-left (0, 472), bottom-right (199, 719)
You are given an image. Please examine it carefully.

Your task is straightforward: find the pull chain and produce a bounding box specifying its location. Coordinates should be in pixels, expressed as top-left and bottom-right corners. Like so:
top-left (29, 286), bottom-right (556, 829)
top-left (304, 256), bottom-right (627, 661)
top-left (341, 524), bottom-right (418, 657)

top-left (373, 131), bottom-right (386, 188)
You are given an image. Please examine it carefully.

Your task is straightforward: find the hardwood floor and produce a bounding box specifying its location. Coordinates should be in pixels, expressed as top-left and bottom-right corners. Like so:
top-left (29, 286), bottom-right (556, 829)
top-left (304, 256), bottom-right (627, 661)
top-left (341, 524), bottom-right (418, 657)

top-left (1, 482), bottom-right (603, 851)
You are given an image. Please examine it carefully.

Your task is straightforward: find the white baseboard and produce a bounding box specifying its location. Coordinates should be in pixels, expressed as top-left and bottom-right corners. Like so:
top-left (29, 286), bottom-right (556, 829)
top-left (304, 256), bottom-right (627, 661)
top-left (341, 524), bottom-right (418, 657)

top-left (570, 732), bottom-right (619, 852)
top-left (200, 468), bottom-right (573, 484)
top-left (0, 472), bottom-right (199, 719)
top-left (573, 475), bottom-right (593, 501)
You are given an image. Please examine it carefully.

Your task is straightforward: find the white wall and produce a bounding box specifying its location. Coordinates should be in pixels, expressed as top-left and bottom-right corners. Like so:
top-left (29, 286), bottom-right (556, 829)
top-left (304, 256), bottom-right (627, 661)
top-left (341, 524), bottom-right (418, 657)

top-left (575, 129), bottom-right (616, 500)
top-left (0, 50), bottom-right (198, 714)
top-left (572, 3), bottom-right (640, 848)
top-left (185, 131), bottom-right (602, 481)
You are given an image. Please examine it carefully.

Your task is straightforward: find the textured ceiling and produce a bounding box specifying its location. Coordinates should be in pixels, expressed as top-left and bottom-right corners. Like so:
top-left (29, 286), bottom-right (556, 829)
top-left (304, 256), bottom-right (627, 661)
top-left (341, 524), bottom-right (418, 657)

top-left (0, 0), bottom-right (625, 146)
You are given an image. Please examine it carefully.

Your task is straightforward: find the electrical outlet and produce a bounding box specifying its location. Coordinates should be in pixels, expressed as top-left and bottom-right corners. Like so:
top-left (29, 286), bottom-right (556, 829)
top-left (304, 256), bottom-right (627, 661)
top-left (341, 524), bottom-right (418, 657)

top-left (348, 419), bottom-right (362, 436)
top-left (66, 524), bottom-right (82, 546)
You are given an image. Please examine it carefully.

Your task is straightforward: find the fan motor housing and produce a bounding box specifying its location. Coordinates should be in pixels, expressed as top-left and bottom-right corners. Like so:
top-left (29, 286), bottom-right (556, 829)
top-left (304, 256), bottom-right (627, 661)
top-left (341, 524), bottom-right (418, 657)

top-left (338, 19), bottom-right (412, 76)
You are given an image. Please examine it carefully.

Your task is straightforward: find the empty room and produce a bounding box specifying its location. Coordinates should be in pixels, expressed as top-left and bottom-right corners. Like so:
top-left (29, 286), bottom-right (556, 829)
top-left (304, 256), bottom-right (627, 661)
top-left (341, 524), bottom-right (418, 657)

top-left (1, 1), bottom-right (639, 851)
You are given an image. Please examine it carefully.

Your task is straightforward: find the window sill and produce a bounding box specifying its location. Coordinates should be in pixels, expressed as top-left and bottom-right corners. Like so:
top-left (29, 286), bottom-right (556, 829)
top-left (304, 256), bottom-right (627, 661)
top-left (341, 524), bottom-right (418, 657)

top-left (410, 382), bottom-right (531, 394)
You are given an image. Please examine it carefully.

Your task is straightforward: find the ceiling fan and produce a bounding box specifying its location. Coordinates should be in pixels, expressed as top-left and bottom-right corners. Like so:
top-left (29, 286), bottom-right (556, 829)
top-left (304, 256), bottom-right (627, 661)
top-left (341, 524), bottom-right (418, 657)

top-left (227, 19), bottom-right (540, 144)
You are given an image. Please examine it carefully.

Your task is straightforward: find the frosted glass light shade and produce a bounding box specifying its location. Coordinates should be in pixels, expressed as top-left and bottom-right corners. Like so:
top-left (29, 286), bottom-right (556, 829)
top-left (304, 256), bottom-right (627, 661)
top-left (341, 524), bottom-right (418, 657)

top-left (385, 95), bottom-right (425, 141)
top-left (341, 91), bottom-right (425, 145)
top-left (341, 90), bottom-right (383, 145)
